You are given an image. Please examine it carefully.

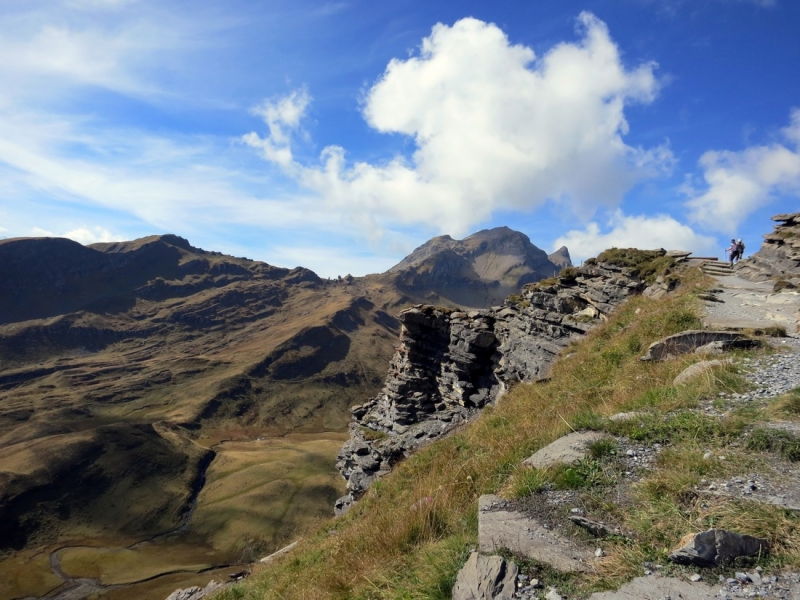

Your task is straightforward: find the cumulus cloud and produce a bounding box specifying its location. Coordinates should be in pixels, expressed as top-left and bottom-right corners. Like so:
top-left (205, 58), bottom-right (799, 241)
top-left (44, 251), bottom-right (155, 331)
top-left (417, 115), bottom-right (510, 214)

top-left (244, 13), bottom-right (673, 237)
top-left (243, 88), bottom-right (311, 168)
top-left (685, 108), bottom-right (800, 232)
top-left (554, 210), bottom-right (718, 260)
top-left (31, 226), bottom-right (123, 244)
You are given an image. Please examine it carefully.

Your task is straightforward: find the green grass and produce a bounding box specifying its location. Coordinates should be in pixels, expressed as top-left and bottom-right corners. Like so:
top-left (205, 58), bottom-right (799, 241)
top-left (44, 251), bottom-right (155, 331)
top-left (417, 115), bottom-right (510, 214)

top-left (746, 427), bottom-right (800, 461)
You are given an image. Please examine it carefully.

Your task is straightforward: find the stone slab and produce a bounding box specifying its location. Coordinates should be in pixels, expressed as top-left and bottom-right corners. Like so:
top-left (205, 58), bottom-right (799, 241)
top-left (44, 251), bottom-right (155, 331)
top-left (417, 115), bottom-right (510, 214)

top-left (452, 552), bottom-right (517, 600)
top-left (587, 575), bottom-right (716, 599)
top-left (478, 495), bottom-right (593, 572)
top-left (522, 431), bottom-right (607, 469)
top-left (641, 330), bottom-right (747, 361)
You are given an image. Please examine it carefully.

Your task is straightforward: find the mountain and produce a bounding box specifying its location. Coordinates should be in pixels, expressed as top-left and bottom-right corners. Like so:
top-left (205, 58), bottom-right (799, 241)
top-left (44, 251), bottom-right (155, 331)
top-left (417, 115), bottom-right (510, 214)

top-left (0, 234), bottom-right (405, 583)
top-left (385, 226), bottom-right (570, 307)
top-left (548, 245), bottom-right (572, 269)
top-left (0, 228), bottom-right (569, 599)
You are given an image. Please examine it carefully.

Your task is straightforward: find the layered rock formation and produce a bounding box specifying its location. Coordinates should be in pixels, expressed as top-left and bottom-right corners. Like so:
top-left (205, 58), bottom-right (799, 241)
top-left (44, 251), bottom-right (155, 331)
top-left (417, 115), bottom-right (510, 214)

top-left (335, 258), bottom-right (648, 514)
top-left (736, 212), bottom-right (800, 284)
top-left (385, 227), bottom-right (569, 308)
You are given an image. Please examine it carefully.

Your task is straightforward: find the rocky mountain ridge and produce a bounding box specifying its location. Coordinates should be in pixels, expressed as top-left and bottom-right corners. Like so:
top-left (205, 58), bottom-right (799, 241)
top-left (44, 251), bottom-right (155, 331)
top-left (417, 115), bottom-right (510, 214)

top-left (335, 255), bottom-right (653, 514)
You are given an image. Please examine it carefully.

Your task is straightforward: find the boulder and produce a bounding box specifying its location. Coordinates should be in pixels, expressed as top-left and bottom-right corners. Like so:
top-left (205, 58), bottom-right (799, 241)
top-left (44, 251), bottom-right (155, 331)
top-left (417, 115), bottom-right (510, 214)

top-left (451, 552), bottom-right (518, 600)
top-left (673, 359), bottom-right (732, 385)
top-left (522, 431), bottom-right (608, 469)
top-left (640, 330), bottom-right (754, 361)
top-left (668, 529), bottom-right (768, 567)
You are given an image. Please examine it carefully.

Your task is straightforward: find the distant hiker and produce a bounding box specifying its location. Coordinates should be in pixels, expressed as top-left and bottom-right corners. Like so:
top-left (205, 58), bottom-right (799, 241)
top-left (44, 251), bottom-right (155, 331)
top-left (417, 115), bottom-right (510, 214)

top-left (727, 239), bottom-right (738, 266)
top-left (736, 239), bottom-right (745, 263)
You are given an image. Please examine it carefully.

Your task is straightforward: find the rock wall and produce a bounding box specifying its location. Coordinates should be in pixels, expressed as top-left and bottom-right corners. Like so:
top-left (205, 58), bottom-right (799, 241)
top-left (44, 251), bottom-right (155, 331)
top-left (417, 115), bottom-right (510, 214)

top-left (737, 212), bottom-right (800, 282)
top-left (334, 260), bottom-right (648, 514)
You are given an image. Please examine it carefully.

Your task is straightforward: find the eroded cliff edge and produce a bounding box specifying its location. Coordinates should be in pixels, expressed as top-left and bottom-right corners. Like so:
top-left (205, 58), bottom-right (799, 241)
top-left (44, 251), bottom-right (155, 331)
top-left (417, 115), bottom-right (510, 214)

top-left (335, 257), bottom-right (663, 514)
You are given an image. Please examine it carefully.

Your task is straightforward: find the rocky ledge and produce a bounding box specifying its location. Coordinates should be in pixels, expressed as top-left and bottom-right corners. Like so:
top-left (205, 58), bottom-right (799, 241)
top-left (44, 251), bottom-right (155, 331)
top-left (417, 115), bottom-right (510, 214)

top-left (737, 212), bottom-right (800, 284)
top-left (334, 258), bottom-right (653, 514)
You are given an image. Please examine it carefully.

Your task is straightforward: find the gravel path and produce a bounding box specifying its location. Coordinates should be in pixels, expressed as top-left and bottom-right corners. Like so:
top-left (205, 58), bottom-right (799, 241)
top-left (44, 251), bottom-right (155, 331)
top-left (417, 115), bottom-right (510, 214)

top-left (703, 274), bottom-right (800, 333)
top-left (700, 272), bottom-right (800, 400)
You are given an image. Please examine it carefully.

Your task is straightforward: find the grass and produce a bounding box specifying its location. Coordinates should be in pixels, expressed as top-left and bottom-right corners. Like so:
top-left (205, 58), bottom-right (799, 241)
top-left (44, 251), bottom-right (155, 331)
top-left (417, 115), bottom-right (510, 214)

top-left (191, 433), bottom-right (348, 560)
top-left (58, 543), bottom-right (217, 586)
top-left (0, 548), bottom-right (62, 599)
top-left (746, 428), bottom-right (800, 461)
top-left (770, 388), bottom-right (800, 416)
top-left (594, 248), bottom-right (677, 284)
top-left (215, 267), bottom-right (800, 599)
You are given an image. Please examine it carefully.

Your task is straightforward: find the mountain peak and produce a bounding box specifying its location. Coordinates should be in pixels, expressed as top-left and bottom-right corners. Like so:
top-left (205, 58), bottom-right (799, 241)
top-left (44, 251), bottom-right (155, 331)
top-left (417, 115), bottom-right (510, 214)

top-left (386, 226), bottom-right (569, 308)
top-left (548, 246), bottom-right (572, 269)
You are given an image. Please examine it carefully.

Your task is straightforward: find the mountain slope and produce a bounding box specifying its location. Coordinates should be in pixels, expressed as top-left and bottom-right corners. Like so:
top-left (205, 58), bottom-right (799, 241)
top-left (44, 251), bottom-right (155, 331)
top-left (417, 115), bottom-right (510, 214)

top-left (0, 235), bottom-right (401, 561)
top-left (0, 228), bottom-right (569, 598)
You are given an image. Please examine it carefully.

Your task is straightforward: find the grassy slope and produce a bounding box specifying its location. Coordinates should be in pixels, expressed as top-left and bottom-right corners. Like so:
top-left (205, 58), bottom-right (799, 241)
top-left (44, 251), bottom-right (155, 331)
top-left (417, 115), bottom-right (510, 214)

top-left (218, 267), bottom-right (800, 599)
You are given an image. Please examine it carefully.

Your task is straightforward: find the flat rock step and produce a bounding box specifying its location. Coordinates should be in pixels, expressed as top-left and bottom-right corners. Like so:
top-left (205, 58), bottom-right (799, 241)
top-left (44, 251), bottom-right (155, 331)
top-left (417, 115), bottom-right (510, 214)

top-left (702, 317), bottom-right (781, 331)
top-left (522, 431), bottom-right (608, 469)
top-left (478, 495), bottom-right (593, 572)
top-left (587, 575), bottom-right (716, 599)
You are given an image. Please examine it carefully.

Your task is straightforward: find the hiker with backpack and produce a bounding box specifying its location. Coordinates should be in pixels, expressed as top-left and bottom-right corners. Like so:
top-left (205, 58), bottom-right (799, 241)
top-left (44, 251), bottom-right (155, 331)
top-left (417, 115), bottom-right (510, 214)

top-left (726, 239), bottom-right (746, 266)
top-left (727, 239), bottom-right (739, 266)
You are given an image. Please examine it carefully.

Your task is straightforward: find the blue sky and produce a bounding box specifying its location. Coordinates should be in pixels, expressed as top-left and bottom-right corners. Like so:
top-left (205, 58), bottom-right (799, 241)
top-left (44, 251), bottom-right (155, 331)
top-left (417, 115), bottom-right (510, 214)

top-left (0, 0), bottom-right (798, 277)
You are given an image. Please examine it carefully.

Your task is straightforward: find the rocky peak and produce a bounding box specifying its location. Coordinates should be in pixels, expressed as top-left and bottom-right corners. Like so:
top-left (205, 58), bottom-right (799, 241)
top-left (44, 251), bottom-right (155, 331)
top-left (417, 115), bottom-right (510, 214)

top-left (385, 227), bottom-right (568, 308)
top-left (548, 246), bottom-right (572, 269)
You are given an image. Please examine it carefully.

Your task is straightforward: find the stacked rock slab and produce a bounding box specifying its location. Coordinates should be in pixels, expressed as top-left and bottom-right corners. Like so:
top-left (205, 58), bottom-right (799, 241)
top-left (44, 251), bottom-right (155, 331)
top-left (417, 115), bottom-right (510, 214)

top-left (737, 212), bottom-right (800, 282)
top-left (334, 260), bottom-right (648, 514)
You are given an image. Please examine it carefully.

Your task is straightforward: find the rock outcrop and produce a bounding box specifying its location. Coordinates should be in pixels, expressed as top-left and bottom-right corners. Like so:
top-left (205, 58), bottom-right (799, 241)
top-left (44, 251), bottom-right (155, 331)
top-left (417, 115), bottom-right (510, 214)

top-left (335, 259), bottom-right (649, 513)
top-left (737, 212), bottom-right (800, 284)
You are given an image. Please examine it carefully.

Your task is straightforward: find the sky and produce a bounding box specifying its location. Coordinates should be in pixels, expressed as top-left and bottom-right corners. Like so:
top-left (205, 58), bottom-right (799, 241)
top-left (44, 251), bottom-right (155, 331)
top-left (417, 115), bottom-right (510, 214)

top-left (0, 0), bottom-right (798, 277)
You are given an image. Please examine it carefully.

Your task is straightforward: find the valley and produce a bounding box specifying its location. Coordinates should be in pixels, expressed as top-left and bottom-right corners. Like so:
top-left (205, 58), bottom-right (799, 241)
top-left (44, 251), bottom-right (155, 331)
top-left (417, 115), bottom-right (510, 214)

top-left (0, 228), bottom-right (565, 599)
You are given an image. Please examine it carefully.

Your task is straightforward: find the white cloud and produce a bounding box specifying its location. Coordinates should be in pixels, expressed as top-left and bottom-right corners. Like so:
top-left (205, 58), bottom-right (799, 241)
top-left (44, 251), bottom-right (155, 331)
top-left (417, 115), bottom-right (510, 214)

top-left (245, 13), bottom-right (673, 237)
top-left (31, 226), bottom-right (123, 244)
top-left (685, 108), bottom-right (800, 232)
top-left (244, 88), bottom-right (311, 168)
top-left (554, 210), bottom-right (718, 261)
